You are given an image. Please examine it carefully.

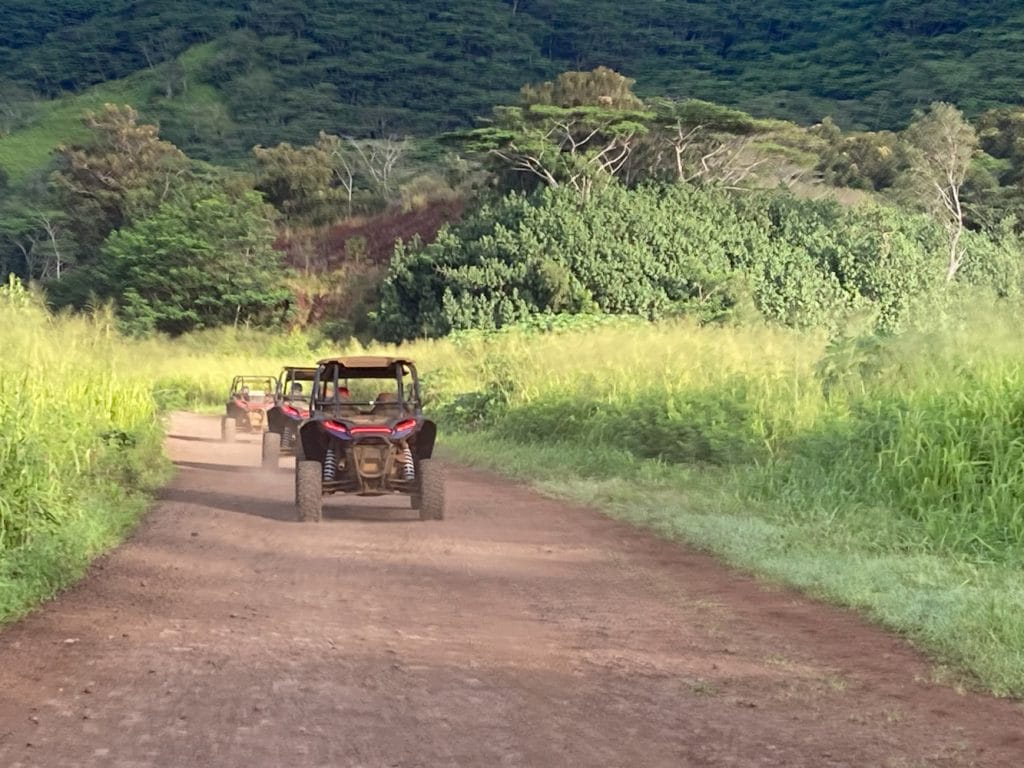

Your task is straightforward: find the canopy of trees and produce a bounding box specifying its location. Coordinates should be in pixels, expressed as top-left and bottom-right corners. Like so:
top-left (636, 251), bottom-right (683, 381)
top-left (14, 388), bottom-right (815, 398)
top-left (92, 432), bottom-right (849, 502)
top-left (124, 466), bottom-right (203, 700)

top-left (2, 61), bottom-right (1023, 344)
top-left (16, 105), bottom-right (293, 335)
top-left (3, 0), bottom-right (1024, 164)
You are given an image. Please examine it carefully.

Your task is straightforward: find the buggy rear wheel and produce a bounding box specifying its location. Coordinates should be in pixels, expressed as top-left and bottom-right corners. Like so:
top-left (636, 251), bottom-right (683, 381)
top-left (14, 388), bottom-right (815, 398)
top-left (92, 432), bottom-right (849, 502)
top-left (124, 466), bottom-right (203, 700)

top-left (262, 430), bottom-right (280, 469)
top-left (221, 417), bottom-right (235, 442)
top-left (417, 459), bottom-right (445, 521)
top-left (296, 460), bottom-right (323, 523)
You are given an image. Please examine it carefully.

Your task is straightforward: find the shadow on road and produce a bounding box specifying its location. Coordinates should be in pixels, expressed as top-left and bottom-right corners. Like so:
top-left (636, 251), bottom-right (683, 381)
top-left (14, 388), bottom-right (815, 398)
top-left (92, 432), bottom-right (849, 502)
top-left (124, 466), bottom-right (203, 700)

top-left (323, 504), bottom-right (421, 523)
top-left (160, 473), bottom-right (423, 524)
top-left (167, 434), bottom-right (225, 444)
top-left (173, 460), bottom-right (261, 474)
top-left (159, 484), bottom-right (296, 522)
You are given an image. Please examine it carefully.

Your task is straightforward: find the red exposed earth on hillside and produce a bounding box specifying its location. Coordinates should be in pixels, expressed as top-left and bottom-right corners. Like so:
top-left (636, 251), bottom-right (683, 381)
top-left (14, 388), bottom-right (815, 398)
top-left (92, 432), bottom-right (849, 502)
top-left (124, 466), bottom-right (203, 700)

top-left (276, 199), bottom-right (465, 271)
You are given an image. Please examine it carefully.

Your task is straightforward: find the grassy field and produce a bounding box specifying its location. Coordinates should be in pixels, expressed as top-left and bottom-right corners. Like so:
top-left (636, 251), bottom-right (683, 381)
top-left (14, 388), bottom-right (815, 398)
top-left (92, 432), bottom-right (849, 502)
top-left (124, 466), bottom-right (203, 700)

top-left (3, 293), bottom-right (1023, 696)
top-left (418, 313), bottom-right (1024, 696)
top-left (0, 281), bottom-right (168, 621)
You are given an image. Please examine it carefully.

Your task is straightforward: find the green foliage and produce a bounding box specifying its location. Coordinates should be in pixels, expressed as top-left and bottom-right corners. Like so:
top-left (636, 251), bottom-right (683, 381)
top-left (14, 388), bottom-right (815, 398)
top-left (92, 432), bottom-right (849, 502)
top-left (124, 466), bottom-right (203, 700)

top-left (0, 76), bottom-right (37, 137)
top-left (0, 192), bottom-right (73, 281)
top-left (0, 290), bottom-right (167, 622)
top-left (18, 105), bottom-right (297, 337)
top-left (253, 132), bottom-right (421, 222)
top-left (377, 182), bottom-right (965, 340)
top-left (812, 117), bottom-right (912, 191)
top-left (465, 78), bottom-right (655, 197)
top-left (417, 311), bottom-right (1024, 694)
top-left (0, 70), bottom-right (155, 186)
top-left (253, 140), bottom-right (340, 225)
top-left (520, 66), bottom-right (645, 110)
top-left (5, 0), bottom-right (1024, 171)
top-left (762, 315), bottom-right (1024, 565)
top-left (976, 107), bottom-right (1024, 183)
top-left (51, 104), bottom-right (189, 256)
top-left (94, 185), bottom-right (291, 336)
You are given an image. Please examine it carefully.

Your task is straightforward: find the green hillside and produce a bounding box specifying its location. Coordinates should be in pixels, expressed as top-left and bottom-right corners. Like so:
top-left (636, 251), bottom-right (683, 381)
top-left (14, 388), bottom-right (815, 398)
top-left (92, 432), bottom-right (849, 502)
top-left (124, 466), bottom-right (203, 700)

top-left (2, 0), bottom-right (1024, 168)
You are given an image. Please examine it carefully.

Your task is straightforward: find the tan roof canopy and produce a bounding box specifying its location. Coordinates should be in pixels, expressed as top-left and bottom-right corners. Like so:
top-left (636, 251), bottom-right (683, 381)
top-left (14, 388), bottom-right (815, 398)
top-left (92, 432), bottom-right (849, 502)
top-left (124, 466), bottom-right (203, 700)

top-left (316, 356), bottom-right (414, 369)
top-left (282, 366), bottom-right (318, 379)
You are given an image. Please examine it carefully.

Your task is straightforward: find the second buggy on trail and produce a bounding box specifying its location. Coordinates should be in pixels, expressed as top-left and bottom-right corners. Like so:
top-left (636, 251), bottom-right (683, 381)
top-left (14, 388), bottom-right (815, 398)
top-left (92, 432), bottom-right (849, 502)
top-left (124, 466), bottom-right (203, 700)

top-left (261, 366), bottom-right (317, 468)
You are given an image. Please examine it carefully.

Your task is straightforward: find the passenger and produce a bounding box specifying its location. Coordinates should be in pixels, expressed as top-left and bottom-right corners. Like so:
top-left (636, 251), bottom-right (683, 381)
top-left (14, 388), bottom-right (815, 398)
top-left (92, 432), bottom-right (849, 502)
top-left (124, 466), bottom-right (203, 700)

top-left (372, 391), bottom-right (401, 417)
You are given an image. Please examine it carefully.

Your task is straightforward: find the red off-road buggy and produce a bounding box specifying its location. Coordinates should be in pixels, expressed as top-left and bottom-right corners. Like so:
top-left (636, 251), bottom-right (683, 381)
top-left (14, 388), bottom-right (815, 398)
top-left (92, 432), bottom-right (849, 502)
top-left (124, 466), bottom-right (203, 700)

top-left (294, 356), bottom-right (444, 522)
top-left (261, 366), bottom-right (317, 468)
top-left (221, 375), bottom-right (276, 442)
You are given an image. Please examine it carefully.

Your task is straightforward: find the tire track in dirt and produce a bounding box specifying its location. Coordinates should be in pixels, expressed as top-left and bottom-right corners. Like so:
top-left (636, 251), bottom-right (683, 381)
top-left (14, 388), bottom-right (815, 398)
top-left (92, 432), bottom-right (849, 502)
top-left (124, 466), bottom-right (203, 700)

top-left (0, 412), bottom-right (1021, 767)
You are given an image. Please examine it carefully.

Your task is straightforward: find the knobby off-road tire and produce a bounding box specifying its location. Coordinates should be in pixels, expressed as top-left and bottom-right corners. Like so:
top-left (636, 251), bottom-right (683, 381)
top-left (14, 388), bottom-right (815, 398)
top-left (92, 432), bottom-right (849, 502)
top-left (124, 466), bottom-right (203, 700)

top-left (296, 460), bottom-right (323, 523)
top-left (221, 417), bottom-right (236, 443)
top-left (262, 430), bottom-right (280, 469)
top-left (417, 459), bottom-right (445, 521)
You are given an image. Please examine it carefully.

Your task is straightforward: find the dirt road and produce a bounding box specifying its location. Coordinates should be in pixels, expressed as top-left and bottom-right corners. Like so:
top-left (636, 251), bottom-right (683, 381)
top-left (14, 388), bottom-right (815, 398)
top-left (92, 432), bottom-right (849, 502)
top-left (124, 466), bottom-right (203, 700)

top-left (0, 413), bottom-right (1021, 767)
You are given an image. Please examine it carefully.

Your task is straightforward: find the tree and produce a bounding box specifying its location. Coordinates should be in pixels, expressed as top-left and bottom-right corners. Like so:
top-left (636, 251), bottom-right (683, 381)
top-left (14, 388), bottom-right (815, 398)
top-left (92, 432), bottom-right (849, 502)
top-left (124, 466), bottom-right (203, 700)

top-left (0, 186), bottom-right (75, 281)
top-left (343, 136), bottom-right (410, 201)
top-left (95, 184), bottom-right (291, 336)
top-left (52, 104), bottom-right (189, 256)
top-left (314, 132), bottom-right (357, 215)
top-left (811, 118), bottom-right (912, 191)
top-left (253, 132), bottom-right (406, 222)
top-left (465, 69), bottom-right (653, 200)
top-left (644, 99), bottom-right (771, 188)
top-left (520, 66), bottom-right (645, 111)
top-left (253, 141), bottom-right (338, 225)
top-left (0, 77), bottom-right (37, 136)
top-left (976, 107), bottom-right (1024, 184)
top-left (902, 102), bottom-right (978, 281)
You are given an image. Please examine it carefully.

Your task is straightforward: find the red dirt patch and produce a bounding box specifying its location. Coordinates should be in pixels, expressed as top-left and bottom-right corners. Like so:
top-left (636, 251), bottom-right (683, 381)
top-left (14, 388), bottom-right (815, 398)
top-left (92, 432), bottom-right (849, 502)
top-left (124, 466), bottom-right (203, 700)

top-left (277, 198), bottom-right (464, 271)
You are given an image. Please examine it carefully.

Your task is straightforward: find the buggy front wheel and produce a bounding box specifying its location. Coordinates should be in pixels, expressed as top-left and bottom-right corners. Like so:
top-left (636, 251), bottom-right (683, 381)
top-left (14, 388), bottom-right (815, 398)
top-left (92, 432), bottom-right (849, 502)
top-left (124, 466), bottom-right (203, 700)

top-left (221, 417), bottom-right (236, 442)
top-left (296, 460), bottom-right (323, 523)
top-left (417, 459), bottom-right (445, 521)
top-left (262, 430), bottom-right (280, 469)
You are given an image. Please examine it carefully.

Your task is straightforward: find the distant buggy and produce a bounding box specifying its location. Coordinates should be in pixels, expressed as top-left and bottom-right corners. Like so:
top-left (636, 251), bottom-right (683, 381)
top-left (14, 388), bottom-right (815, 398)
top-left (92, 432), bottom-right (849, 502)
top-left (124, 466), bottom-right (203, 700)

top-left (221, 375), bottom-right (275, 442)
top-left (295, 356), bottom-right (444, 522)
top-left (261, 366), bottom-right (317, 468)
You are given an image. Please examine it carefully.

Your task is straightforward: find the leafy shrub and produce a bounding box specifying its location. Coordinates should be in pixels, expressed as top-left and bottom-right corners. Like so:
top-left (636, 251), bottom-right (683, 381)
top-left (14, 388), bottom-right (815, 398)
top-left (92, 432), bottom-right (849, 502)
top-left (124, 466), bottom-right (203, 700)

top-left (377, 182), bottom-right (971, 340)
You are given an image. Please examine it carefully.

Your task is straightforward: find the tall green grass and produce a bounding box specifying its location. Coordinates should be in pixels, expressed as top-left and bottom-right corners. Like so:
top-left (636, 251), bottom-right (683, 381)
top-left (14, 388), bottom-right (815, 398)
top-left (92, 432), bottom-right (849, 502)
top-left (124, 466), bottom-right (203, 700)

top-left (4, 290), bottom-right (1023, 695)
top-left (412, 311), bottom-right (1024, 696)
top-left (0, 280), bottom-right (168, 620)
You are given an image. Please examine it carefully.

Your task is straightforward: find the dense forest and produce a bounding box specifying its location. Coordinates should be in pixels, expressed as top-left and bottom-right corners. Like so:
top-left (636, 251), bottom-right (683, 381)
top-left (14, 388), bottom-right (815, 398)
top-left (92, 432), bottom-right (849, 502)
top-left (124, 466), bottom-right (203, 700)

top-left (3, 0), bottom-right (1024, 162)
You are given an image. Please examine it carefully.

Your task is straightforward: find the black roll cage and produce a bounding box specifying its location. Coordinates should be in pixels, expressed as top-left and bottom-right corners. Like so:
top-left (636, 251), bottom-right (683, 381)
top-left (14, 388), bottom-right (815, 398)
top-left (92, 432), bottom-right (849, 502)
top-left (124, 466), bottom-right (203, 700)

top-left (311, 361), bottom-right (422, 413)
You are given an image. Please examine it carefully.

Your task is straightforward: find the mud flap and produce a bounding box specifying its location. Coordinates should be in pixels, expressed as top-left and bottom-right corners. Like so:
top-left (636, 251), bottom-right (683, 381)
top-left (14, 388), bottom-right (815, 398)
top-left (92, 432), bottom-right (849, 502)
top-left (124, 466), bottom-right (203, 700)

top-left (415, 420), bottom-right (438, 460)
